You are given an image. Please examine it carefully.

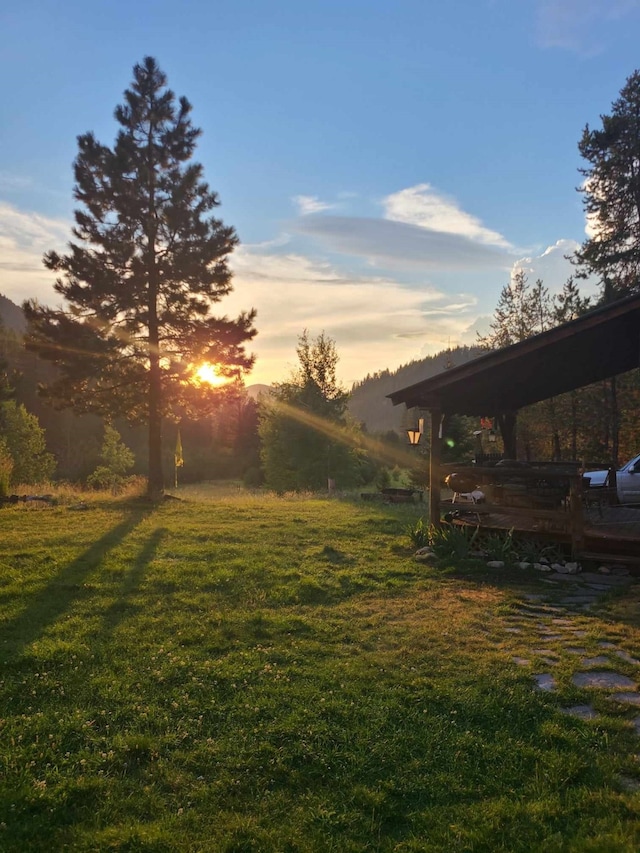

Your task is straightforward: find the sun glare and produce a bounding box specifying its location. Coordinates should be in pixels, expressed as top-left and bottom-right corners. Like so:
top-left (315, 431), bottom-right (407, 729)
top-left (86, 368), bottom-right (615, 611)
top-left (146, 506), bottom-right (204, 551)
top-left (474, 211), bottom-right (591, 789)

top-left (194, 362), bottom-right (227, 387)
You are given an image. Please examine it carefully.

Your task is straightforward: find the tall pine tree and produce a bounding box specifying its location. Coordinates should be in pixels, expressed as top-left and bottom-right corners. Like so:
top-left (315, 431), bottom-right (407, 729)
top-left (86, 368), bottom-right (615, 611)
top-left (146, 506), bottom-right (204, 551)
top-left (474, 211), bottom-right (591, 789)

top-left (574, 69), bottom-right (640, 297)
top-left (24, 57), bottom-right (256, 499)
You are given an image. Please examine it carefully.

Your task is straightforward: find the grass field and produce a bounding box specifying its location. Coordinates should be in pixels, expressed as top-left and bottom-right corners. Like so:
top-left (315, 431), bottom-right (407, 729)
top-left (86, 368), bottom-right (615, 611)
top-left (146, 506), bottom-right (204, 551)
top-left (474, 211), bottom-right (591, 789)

top-left (1, 486), bottom-right (640, 851)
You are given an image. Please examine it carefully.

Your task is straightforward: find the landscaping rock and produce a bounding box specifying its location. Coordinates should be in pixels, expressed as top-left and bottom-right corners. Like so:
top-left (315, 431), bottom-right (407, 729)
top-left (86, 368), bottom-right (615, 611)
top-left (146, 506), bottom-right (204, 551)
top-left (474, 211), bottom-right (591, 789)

top-left (564, 562), bottom-right (581, 574)
top-left (609, 693), bottom-right (640, 706)
top-left (415, 551), bottom-right (438, 564)
top-left (572, 672), bottom-right (636, 690)
top-left (534, 673), bottom-right (556, 691)
top-left (515, 561), bottom-right (532, 570)
top-left (580, 656), bottom-right (611, 667)
top-left (561, 704), bottom-right (598, 720)
top-left (486, 560), bottom-right (505, 569)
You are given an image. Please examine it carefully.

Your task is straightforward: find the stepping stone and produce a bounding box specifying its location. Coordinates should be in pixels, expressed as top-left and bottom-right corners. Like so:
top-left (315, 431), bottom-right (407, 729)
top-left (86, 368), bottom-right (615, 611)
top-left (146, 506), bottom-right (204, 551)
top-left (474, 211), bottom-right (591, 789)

top-left (618, 775), bottom-right (640, 792)
top-left (548, 573), bottom-right (582, 583)
top-left (585, 583), bottom-right (614, 592)
top-left (534, 673), bottom-right (556, 691)
top-left (512, 656), bottom-right (530, 666)
top-left (573, 630), bottom-right (588, 638)
top-left (615, 650), bottom-right (640, 666)
top-left (538, 634), bottom-right (564, 641)
top-left (566, 647), bottom-right (588, 655)
top-left (505, 628), bottom-right (521, 633)
top-left (580, 573), bottom-right (631, 586)
top-left (580, 656), bottom-right (611, 667)
top-left (560, 704), bottom-right (598, 720)
top-left (632, 716), bottom-right (640, 735)
top-left (573, 672), bottom-right (636, 690)
top-left (523, 594), bottom-right (546, 602)
top-left (561, 597), bottom-right (597, 606)
top-left (551, 618), bottom-right (575, 626)
top-left (609, 692), bottom-right (640, 706)
top-left (531, 648), bottom-right (558, 656)
top-left (598, 642), bottom-right (617, 649)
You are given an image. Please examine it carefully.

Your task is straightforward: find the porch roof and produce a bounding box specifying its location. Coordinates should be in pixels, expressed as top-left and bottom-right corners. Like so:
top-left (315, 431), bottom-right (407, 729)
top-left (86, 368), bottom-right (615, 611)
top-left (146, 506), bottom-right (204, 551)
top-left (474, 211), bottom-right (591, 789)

top-left (388, 292), bottom-right (640, 415)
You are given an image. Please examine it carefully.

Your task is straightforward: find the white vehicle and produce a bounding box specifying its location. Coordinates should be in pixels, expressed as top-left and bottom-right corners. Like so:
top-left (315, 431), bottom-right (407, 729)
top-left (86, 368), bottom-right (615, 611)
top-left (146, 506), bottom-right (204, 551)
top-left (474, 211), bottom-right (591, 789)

top-left (586, 453), bottom-right (640, 505)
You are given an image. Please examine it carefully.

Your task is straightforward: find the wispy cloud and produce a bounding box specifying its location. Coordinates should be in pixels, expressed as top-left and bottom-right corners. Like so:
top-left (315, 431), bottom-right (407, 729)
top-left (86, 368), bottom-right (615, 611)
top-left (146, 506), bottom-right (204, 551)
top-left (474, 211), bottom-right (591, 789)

top-left (383, 183), bottom-right (511, 249)
top-left (292, 195), bottom-right (337, 216)
top-left (535, 0), bottom-right (640, 54)
top-left (226, 242), bottom-right (479, 384)
top-left (294, 214), bottom-right (514, 271)
top-left (0, 201), bottom-right (69, 305)
top-left (511, 238), bottom-right (599, 296)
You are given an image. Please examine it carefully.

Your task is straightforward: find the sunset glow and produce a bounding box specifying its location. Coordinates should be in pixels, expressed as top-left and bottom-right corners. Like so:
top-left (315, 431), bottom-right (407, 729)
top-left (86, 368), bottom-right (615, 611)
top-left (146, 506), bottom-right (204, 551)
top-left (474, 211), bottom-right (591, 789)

top-left (193, 362), bottom-right (227, 387)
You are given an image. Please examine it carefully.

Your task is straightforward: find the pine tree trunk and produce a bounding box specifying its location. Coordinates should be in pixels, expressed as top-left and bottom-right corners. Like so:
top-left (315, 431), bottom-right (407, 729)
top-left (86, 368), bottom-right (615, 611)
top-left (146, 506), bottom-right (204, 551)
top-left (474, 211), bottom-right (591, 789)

top-left (146, 172), bottom-right (164, 500)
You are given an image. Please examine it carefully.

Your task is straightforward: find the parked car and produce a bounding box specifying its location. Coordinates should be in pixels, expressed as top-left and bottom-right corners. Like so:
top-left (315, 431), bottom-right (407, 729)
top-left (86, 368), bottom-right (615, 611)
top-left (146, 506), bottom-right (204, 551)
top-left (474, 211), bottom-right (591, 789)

top-left (586, 453), bottom-right (640, 504)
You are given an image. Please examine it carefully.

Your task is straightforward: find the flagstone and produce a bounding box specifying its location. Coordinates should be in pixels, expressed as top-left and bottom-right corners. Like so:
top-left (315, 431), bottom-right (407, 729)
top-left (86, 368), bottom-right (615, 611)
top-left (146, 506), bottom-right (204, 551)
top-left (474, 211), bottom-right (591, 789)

top-left (560, 704), bottom-right (598, 720)
top-left (580, 656), bottom-right (611, 667)
top-left (609, 692), bottom-right (640, 706)
top-left (573, 672), bottom-right (636, 690)
top-left (534, 673), bottom-right (556, 691)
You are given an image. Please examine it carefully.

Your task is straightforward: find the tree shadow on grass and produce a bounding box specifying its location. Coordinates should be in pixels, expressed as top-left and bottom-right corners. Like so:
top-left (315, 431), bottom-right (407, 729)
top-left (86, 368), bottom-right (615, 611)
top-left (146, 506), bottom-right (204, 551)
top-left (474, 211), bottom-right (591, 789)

top-left (98, 525), bottom-right (168, 640)
top-left (0, 508), bottom-right (154, 660)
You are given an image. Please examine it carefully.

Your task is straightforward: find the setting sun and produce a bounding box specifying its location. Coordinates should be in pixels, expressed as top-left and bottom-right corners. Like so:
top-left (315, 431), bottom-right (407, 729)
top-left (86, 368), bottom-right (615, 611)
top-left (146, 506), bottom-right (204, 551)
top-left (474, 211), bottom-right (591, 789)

top-left (193, 362), bottom-right (227, 387)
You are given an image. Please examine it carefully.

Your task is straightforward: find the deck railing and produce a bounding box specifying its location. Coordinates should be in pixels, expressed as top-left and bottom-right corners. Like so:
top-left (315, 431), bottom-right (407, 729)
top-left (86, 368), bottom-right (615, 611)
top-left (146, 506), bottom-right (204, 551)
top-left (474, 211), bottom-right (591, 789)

top-left (439, 462), bottom-right (586, 557)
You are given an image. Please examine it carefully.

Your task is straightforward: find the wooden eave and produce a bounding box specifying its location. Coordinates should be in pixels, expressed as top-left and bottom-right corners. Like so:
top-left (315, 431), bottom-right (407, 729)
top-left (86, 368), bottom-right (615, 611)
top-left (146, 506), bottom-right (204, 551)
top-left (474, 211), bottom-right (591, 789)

top-left (388, 292), bottom-right (640, 415)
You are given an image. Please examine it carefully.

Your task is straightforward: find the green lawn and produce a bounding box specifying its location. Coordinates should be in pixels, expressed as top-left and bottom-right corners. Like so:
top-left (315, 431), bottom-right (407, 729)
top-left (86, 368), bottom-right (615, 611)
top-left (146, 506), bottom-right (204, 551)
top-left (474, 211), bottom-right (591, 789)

top-left (1, 488), bottom-right (640, 851)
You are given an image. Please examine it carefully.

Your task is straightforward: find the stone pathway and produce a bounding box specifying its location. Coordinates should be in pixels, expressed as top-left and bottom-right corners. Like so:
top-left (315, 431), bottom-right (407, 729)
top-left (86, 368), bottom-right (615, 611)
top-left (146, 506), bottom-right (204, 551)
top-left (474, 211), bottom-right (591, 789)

top-left (503, 568), bottom-right (640, 728)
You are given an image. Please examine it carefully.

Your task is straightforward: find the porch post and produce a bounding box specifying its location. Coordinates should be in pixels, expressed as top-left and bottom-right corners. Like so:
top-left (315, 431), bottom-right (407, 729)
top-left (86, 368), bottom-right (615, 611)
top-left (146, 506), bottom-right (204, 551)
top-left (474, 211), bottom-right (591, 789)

top-left (498, 411), bottom-right (517, 459)
top-left (429, 408), bottom-right (442, 528)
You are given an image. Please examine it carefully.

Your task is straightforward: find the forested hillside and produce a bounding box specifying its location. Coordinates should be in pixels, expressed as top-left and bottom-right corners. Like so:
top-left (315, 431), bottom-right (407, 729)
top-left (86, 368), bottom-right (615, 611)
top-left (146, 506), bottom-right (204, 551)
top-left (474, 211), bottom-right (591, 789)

top-left (0, 295), bottom-right (260, 484)
top-left (348, 346), bottom-right (482, 434)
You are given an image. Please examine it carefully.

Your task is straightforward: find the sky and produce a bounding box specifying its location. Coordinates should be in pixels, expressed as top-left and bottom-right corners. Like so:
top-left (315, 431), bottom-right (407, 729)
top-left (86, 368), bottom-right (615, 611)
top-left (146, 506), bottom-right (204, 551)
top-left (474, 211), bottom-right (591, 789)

top-left (1, 0), bottom-right (640, 387)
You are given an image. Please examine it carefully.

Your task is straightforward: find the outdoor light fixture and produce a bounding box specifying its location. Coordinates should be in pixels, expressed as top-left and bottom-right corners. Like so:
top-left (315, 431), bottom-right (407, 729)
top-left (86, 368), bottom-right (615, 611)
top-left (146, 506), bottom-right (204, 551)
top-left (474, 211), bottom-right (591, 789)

top-left (488, 429), bottom-right (497, 443)
top-left (407, 417), bottom-right (424, 446)
top-left (407, 429), bottom-right (421, 446)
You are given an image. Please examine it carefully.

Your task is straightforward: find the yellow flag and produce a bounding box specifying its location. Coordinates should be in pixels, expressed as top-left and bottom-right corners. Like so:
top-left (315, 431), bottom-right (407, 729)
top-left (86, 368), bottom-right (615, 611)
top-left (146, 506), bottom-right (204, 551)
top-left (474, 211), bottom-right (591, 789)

top-left (175, 430), bottom-right (184, 468)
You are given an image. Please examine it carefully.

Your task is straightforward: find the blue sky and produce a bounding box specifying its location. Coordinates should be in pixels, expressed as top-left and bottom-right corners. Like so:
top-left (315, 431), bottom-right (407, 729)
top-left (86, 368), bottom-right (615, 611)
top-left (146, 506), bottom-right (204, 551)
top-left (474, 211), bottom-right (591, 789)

top-left (1, 0), bottom-right (640, 385)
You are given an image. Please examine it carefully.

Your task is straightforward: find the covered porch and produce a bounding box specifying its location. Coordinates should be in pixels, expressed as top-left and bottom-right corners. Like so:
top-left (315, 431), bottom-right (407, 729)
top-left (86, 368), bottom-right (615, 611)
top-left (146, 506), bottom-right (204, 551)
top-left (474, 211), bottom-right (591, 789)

top-left (388, 292), bottom-right (640, 564)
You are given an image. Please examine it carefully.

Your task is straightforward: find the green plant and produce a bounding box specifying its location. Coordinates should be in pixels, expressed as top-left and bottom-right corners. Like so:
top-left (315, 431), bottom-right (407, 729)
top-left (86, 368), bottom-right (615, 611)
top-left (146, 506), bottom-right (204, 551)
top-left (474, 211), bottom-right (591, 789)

top-left (515, 536), bottom-right (565, 564)
top-left (406, 516), bottom-right (429, 549)
top-left (479, 527), bottom-right (517, 563)
top-left (427, 522), bottom-right (479, 560)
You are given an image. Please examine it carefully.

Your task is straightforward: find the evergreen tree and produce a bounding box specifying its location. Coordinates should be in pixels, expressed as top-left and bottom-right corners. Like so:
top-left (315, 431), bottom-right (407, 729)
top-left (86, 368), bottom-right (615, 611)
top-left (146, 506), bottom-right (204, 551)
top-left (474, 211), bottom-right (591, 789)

top-left (0, 402), bottom-right (56, 486)
top-left (477, 271), bottom-right (549, 349)
top-left (23, 57), bottom-right (256, 499)
top-left (259, 332), bottom-right (361, 492)
top-left (574, 69), bottom-right (640, 296)
top-left (87, 423), bottom-right (135, 492)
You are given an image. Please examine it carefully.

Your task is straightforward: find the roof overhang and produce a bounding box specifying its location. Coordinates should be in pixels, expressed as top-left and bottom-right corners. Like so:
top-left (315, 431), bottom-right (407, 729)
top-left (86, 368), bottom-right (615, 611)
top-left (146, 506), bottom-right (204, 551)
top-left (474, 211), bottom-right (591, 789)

top-left (388, 293), bottom-right (640, 415)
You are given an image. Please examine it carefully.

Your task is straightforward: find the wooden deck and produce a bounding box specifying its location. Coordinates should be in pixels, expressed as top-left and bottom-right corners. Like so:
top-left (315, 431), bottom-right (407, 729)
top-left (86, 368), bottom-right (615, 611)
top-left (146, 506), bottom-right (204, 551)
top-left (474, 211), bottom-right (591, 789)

top-left (437, 463), bottom-right (640, 565)
top-left (448, 502), bottom-right (640, 565)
